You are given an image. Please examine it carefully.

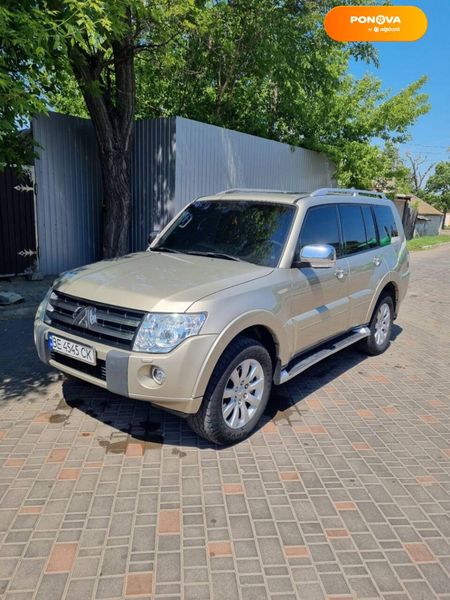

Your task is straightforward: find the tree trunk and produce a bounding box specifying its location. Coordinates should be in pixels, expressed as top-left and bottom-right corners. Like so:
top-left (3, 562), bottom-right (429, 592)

top-left (68, 22), bottom-right (135, 258)
top-left (100, 147), bottom-right (132, 257)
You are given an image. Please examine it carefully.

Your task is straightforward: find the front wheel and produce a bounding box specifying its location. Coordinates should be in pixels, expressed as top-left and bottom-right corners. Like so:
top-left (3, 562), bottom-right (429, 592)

top-left (187, 337), bottom-right (272, 445)
top-left (358, 294), bottom-right (394, 356)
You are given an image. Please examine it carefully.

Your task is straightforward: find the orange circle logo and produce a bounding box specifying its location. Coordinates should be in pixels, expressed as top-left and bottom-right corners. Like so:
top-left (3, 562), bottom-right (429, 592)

top-left (324, 6), bottom-right (428, 42)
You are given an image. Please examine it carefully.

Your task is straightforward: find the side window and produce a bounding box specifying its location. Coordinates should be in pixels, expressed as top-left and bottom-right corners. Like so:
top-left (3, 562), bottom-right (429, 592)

top-left (373, 205), bottom-right (399, 247)
top-left (361, 205), bottom-right (378, 248)
top-left (338, 205), bottom-right (368, 255)
top-left (298, 205), bottom-right (340, 256)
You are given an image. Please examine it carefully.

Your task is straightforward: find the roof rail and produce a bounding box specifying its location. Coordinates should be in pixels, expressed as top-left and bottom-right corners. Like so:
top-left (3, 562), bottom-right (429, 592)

top-left (216, 188), bottom-right (305, 196)
top-left (310, 188), bottom-right (386, 199)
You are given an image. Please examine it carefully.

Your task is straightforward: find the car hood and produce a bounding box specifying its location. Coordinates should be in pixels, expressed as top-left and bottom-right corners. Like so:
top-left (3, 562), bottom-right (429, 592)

top-left (53, 251), bottom-right (273, 312)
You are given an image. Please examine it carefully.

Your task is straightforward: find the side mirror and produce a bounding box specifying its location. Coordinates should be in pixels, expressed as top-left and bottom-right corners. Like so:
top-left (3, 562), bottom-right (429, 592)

top-left (295, 244), bottom-right (336, 268)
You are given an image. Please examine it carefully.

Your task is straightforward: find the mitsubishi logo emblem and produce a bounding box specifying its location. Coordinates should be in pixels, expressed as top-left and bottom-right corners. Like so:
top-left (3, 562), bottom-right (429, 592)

top-left (72, 306), bottom-right (97, 329)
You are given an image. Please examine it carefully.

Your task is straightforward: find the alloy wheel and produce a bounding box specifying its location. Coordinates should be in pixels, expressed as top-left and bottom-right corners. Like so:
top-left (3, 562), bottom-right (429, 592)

top-left (222, 359), bottom-right (265, 429)
top-left (374, 302), bottom-right (391, 346)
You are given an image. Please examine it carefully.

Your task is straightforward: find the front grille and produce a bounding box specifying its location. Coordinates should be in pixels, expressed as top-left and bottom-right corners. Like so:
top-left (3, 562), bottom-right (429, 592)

top-left (46, 290), bottom-right (145, 349)
top-left (50, 351), bottom-right (106, 381)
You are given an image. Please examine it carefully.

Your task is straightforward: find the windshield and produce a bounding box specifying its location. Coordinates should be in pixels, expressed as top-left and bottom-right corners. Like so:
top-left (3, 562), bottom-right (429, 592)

top-left (154, 200), bottom-right (296, 267)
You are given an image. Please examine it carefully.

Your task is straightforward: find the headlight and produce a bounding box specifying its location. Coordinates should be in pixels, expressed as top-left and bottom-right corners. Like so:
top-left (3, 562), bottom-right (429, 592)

top-left (35, 288), bottom-right (55, 323)
top-left (133, 313), bottom-right (207, 353)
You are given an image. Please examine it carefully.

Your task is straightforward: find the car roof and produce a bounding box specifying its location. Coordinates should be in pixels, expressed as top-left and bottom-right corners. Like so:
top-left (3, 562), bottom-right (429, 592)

top-left (199, 188), bottom-right (389, 205)
top-left (208, 190), bottom-right (307, 204)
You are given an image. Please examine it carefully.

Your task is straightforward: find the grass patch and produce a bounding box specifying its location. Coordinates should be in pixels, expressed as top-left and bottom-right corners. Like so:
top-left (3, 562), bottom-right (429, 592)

top-left (407, 235), bottom-right (450, 252)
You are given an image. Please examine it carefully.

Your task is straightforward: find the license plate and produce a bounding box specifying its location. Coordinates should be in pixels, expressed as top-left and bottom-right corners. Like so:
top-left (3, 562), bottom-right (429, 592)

top-left (48, 334), bottom-right (96, 365)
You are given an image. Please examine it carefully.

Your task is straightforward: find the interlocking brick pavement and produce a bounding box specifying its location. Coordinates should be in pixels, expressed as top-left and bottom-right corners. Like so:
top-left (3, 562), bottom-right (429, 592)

top-left (1, 245), bottom-right (450, 600)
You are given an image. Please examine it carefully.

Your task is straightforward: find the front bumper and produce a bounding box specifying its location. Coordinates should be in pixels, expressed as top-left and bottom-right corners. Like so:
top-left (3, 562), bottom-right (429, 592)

top-left (34, 320), bottom-right (217, 414)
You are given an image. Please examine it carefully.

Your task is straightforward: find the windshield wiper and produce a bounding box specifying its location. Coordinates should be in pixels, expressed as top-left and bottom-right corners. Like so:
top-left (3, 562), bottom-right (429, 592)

top-left (186, 250), bottom-right (242, 262)
top-left (151, 246), bottom-right (185, 255)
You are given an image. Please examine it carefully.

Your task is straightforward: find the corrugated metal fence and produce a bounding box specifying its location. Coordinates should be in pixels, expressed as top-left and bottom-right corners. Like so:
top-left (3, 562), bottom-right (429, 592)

top-left (131, 118), bottom-right (176, 251)
top-left (32, 113), bottom-right (334, 274)
top-left (174, 117), bottom-right (334, 214)
top-left (33, 114), bottom-right (102, 274)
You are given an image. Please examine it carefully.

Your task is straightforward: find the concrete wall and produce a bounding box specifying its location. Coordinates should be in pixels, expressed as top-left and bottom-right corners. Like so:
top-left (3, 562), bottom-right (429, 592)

top-left (445, 213), bottom-right (450, 228)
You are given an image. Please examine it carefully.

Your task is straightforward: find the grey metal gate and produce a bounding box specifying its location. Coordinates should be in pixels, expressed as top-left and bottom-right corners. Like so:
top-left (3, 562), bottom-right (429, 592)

top-left (0, 167), bottom-right (38, 276)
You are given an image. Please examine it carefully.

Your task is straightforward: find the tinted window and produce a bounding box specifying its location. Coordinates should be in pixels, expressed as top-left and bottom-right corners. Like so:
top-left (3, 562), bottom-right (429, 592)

top-left (361, 205), bottom-right (378, 248)
top-left (374, 205), bottom-right (399, 247)
top-left (155, 200), bottom-right (296, 267)
top-left (298, 205), bottom-right (340, 255)
top-left (339, 205), bottom-right (368, 255)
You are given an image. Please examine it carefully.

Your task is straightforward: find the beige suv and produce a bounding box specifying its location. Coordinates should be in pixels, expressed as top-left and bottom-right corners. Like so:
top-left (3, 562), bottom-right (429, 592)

top-left (35, 188), bottom-right (410, 444)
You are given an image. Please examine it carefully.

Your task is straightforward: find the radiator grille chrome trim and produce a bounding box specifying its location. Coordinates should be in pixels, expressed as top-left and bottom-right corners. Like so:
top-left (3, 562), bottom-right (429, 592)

top-left (46, 290), bottom-right (145, 349)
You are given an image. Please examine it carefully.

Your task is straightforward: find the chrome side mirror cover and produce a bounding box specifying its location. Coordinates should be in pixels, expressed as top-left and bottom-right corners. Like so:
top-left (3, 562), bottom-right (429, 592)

top-left (297, 244), bottom-right (336, 268)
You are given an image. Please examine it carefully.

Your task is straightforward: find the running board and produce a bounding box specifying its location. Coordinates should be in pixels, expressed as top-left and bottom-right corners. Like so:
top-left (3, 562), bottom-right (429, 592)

top-left (278, 327), bottom-right (370, 385)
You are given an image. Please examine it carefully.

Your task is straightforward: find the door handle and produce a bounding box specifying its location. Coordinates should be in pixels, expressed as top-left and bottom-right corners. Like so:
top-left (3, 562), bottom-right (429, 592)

top-left (335, 268), bottom-right (345, 280)
top-left (373, 256), bottom-right (382, 267)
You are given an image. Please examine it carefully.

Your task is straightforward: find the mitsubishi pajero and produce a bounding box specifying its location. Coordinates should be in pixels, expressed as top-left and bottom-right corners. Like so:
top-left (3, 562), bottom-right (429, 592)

top-left (35, 188), bottom-right (410, 443)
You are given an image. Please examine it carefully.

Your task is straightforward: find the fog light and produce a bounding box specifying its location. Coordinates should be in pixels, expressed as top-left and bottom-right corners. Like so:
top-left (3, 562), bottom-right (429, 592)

top-left (152, 367), bottom-right (166, 385)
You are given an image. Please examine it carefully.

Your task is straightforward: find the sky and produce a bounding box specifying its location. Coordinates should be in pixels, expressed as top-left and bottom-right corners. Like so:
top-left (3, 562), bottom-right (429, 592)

top-left (349, 0), bottom-right (449, 174)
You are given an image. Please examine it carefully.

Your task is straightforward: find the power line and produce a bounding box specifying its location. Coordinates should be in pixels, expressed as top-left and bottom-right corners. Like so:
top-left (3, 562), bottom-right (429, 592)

top-left (403, 143), bottom-right (449, 150)
top-left (402, 151), bottom-right (449, 155)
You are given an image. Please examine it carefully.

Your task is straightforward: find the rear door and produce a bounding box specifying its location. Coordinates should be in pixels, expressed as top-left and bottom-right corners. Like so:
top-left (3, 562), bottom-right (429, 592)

top-left (372, 204), bottom-right (403, 271)
top-left (289, 204), bottom-right (350, 354)
top-left (339, 203), bottom-right (387, 328)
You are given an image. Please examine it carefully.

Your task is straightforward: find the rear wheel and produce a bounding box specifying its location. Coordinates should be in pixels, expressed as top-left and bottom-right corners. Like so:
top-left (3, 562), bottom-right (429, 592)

top-left (358, 294), bottom-right (394, 356)
top-left (187, 337), bottom-right (272, 445)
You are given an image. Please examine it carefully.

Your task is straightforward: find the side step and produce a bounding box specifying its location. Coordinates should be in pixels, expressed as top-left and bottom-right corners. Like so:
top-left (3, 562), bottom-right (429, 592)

top-left (278, 327), bottom-right (370, 385)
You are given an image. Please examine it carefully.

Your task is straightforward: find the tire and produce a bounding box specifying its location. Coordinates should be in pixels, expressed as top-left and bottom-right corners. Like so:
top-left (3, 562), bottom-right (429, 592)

top-left (187, 336), bottom-right (273, 445)
top-left (358, 294), bottom-right (394, 356)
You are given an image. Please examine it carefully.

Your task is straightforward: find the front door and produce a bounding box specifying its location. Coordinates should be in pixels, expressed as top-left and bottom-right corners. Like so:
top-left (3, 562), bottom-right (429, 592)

top-left (289, 204), bottom-right (350, 355)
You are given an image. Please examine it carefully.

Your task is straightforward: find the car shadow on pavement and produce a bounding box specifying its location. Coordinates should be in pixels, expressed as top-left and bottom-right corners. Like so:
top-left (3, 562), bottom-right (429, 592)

top-left (61, 324), bottom-right (403, 449)
top-left (61, 378), bottom-right (216, 450)
top-left (0, 318), bottom-right (63, 405)
top-left (265, 323), bottom-right (403, 423)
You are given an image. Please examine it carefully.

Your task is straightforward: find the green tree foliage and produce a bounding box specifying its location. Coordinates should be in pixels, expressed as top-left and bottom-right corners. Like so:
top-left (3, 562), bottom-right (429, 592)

top-left (425, 161), bottom-right (450, 218)
top-left (0, 2), bottom-right (61, 166)
top-left (1, 0), bottom-right (431, 254)
top-left (373, 142), bottom-right (413, 197)
top-left (130, 0), bottom-right (429, 188)
top-left (1, 0), bottom-right (196, 256)
top-left (328, 77), bottom-right (429, 188)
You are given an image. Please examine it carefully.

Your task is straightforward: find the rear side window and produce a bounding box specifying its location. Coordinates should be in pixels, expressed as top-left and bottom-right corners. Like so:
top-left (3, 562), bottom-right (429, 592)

top-left (373, 205), bottom-right (399, 247)
top-left (361, 205), bottom-right (378, 249)
top-left (338, 205), bottom-right (368, 255)
top-left (298, 205), bottom-right (340, 255)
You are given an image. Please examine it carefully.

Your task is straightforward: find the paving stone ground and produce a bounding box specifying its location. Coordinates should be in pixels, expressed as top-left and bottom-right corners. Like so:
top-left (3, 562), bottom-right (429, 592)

top-left (0, 276), bottom-right (54, 321)
top-left (0, 246), bottom-right (449, 600)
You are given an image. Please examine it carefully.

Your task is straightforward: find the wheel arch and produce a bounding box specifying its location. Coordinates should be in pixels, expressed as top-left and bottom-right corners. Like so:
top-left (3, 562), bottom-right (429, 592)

top-left (366, 278), bottom-right (399, 323)
top-left (192, 312), bottom-right (285, 401)
top-left (380, 281), bottom-right (398, 314)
